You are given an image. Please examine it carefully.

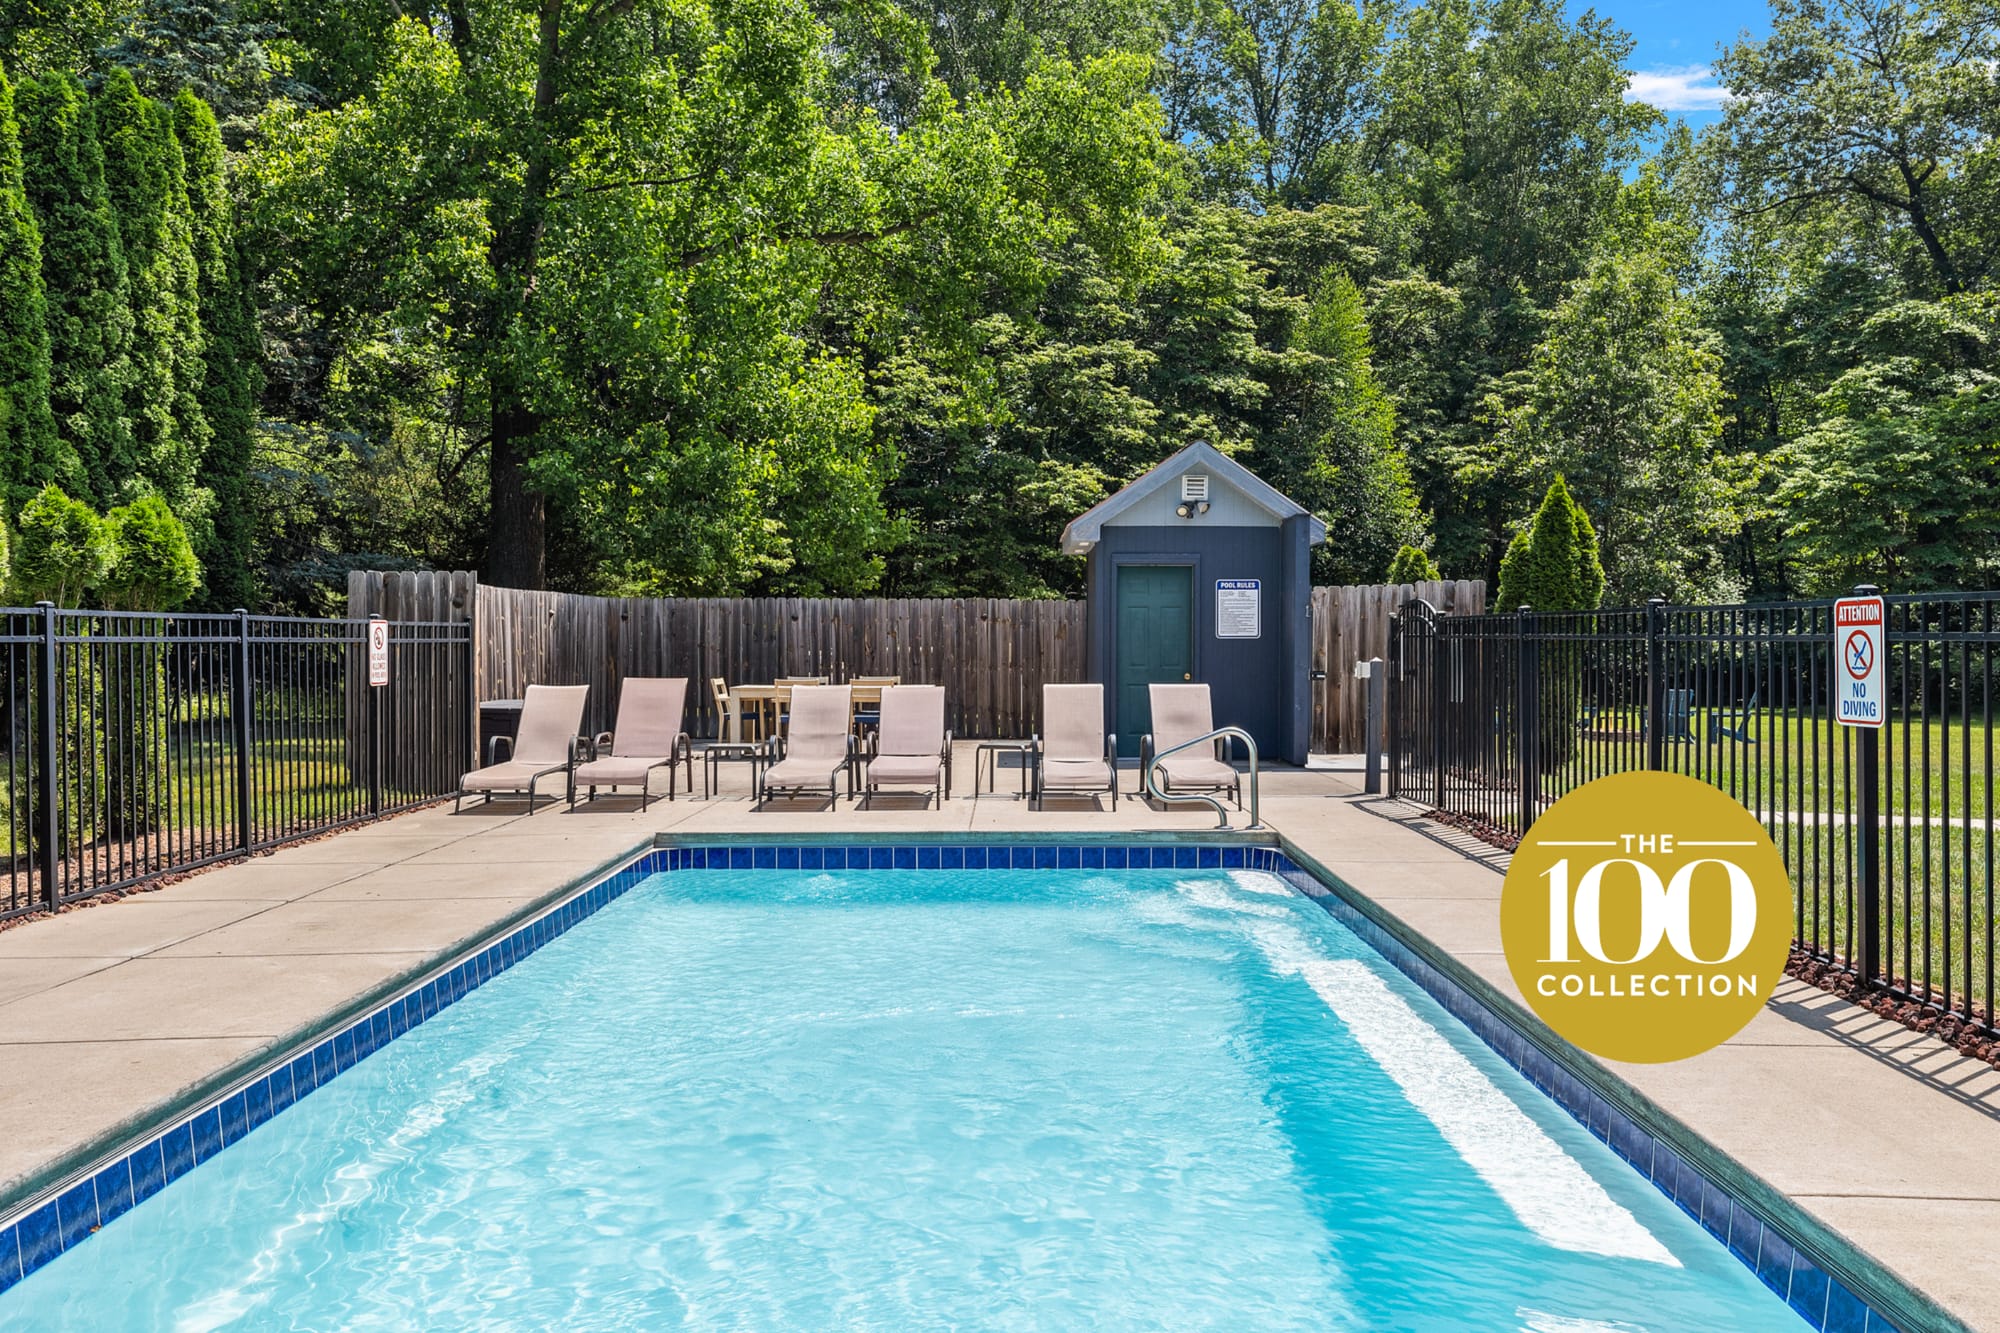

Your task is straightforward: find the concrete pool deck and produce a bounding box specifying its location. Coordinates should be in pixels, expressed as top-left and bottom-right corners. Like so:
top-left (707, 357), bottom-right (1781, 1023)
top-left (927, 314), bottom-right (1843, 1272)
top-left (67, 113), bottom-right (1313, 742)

top-left (0, 747), bottom-right (1995, 1328)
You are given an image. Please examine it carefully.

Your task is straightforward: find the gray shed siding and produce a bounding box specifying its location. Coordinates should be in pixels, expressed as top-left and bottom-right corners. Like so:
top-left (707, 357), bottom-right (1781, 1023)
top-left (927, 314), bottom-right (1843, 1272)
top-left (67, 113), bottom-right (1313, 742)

top-left (1083, 523), bottom-right (1312, 765)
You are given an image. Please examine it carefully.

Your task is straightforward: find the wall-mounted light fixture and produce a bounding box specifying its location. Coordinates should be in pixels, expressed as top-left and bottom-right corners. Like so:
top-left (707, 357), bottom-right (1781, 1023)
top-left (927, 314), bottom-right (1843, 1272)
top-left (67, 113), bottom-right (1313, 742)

top-left (1175, 500), bottom-right (1210, 519)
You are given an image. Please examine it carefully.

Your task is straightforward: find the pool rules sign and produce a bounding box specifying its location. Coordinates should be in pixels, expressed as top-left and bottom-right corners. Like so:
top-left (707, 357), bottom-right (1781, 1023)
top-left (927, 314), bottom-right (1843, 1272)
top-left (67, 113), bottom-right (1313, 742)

top-left (367, 618), bottom-right (391, 687)
top-left (1833, 594), bottom-right (1884, 727)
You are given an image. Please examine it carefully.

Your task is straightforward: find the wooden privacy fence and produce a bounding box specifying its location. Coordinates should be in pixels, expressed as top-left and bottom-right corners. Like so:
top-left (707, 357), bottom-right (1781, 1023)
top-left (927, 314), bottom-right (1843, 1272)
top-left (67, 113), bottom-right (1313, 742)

top-left (349, 572), bottom-right (1483, 752)
top-left (348, 573), bottom-right (1087, 739)
top-left (1310, 580), bottom-right (1486, 753)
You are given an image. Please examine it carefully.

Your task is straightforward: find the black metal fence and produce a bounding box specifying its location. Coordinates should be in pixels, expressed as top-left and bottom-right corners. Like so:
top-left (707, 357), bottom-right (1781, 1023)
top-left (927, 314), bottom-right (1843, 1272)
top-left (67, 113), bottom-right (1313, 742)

top-left (1389, 590), bottom-right (2000, 1038)
top-left (1, 606), bottom-right (475, 921)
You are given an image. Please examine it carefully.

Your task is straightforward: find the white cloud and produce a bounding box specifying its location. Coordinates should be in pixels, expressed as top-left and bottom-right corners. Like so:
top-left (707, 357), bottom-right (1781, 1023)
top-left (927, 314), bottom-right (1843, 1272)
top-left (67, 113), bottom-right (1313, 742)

top-left (1625, 65), bottom-right (1731, 112)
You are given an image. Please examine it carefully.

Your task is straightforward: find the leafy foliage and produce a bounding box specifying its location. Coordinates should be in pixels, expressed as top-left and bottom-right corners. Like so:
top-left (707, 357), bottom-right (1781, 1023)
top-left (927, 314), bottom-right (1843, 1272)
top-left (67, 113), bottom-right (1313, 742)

top-left (0, 67), bottom-right (59, 510)
top-left (1385, 543), bottom-right (1438, 584)
top-left (11, 483), bottom-right (114, 605)
top-left (102, 490), bottom-right (201, 608)
top-left (1494, 475), bottom-right (1603, 613)
top-left (16, 71), bottom-right (133, 507)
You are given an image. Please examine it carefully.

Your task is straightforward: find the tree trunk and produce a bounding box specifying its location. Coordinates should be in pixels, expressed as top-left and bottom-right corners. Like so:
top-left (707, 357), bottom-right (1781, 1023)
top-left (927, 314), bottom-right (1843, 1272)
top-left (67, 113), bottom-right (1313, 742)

top-left (478, 0), bottom-right (564, 589)
top-left (485, 397), bottom-right (546, 588)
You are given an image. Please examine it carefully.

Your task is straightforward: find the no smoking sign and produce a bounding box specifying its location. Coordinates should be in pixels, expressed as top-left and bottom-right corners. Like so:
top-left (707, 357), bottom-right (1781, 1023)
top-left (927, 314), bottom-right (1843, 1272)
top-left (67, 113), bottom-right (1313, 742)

top-left (1833, 595), bottom-right (1884, 727)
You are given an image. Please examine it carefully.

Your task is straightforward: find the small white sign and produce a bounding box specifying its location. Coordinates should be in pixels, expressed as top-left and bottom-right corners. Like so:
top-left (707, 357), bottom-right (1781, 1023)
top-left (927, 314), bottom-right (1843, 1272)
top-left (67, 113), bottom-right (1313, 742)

top-left (1216, 579), bottom-right (1261, 639)
top-left (1832, 595), bottom-right (1884, 727)
top-left (367, 619), bottom-right (391, 687)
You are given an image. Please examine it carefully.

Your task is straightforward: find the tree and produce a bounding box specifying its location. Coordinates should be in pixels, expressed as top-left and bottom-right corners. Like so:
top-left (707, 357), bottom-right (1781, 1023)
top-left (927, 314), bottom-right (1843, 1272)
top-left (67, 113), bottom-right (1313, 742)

top-left (172, 89), bottom-right (258, 607)
top-left (247, 4), bottom-right (1165, 591)
top-left (1264, 266), bottom-right (1423, 584)
top-left (1354, 0), bottom-right (1657, 581)
top-left (0, 66), bottom-right (60, 509)
top-left (11, 483), bottom-right (113, 606)
top-left (1773, 299), bottom-right (2000, 591)
top-left (1385, 543), bottom-right (1438, 583)
top-left (1157, 0), bottom-right (1386, 203)
top-left (102, 491), bottom-right (201, 609)
top-left (103, 0), bottom-right (302, 144)
top-left (16, 71), bottom-right (132, 507)
top-left (1493, 475), bottom-right (1603, 612)
top-left (94, 68), bottom-right (208, 507)
top-left (1712, 0), bottom-right (2000, 301)
top-left (1496, 250), bottom-right (1737, 603)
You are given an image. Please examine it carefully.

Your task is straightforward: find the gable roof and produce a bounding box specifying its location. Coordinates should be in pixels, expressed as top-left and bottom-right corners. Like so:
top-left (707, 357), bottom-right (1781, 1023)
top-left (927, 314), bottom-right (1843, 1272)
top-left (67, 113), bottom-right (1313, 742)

top-left (1059, 440), bottom-right (1329, 554)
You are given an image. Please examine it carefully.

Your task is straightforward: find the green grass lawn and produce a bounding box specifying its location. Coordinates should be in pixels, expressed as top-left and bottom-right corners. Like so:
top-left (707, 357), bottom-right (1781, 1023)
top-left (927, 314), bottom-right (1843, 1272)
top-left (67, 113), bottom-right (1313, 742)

top-left (1551, 704), bottom-right (1998, 1019)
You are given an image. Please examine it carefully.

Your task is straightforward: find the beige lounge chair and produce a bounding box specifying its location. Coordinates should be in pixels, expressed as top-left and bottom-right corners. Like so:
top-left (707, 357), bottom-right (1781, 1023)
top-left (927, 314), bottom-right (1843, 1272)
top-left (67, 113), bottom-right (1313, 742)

top-left (572, 677), bottom-right (694, 808)
top-left (759, 684), bottom-right (852, 808)
top-left (860, 685), bottom-right (951, 807)
top-left (1033, 683), bottom-right (1117, 809)
top-left (455, 684), bottom-right (589, 814)
top-left (1142, 683), bottom-right (1241, 807)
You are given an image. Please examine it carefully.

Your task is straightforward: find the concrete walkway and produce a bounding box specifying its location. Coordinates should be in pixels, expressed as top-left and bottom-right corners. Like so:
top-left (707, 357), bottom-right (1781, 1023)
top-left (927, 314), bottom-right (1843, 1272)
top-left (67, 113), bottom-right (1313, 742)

top-left (0, 747), bottom-right (1995, 1327)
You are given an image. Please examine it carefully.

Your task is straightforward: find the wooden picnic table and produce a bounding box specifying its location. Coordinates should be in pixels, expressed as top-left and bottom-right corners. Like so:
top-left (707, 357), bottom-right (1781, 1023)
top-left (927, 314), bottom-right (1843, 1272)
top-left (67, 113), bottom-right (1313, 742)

top-left (725, 683), bottom-right (889, 744)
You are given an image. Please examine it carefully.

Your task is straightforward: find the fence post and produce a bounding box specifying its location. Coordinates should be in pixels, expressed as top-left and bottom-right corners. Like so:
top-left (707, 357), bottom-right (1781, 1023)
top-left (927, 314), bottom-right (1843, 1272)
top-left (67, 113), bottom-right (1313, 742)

top-left (35, 602), bottom-right (59, 910)
top-left (463, 615), bottom-right (478, 772)
top-left (1362, 658), bottom-right (1385, 795)
top-left (1430, 621), bottom-right (1447, 811)
top-left (367, 615), bottom-right (384, 817)
top-left (1853, 582), bottom-right (1883, 984)
top-left (1516, 608), bottom-right (1540, 834)
top-left (1386, 613), bottom-right (1403, 799)
top-left (232, 609), bottom-right (253, 852)
top-left (1645, 597), bottom-right (1667, 771)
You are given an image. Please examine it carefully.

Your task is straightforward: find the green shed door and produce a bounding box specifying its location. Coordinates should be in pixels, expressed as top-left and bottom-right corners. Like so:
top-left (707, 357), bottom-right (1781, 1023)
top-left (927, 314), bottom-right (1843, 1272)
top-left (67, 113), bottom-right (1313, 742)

top-left (1115, 565), bottom-right (1193, 757)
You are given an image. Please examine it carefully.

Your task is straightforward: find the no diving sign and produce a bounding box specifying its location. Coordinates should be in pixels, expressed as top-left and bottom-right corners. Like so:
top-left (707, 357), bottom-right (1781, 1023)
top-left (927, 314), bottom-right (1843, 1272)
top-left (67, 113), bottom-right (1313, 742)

top-left (1833, 595), bottom-right (1884, 727)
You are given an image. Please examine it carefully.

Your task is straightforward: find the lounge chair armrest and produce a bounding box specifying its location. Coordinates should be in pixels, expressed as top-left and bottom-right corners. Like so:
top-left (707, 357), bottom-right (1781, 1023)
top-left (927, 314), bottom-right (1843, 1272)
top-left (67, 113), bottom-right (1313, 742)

top-left (488, 733), bottom-right (514, 766)
top-left (941, 730), bottom-right (953, 762)
top-left (594, 730), bottom-right (615, 754)
top-left (1107, 732), bottom-right (1119, 763)
top-left (568, 734), bottom-right (586, 766)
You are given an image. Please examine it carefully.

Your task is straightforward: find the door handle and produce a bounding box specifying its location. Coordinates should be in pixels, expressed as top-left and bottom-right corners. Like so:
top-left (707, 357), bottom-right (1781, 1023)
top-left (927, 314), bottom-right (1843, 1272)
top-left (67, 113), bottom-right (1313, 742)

top-left (1182, 672), bottom-right (1192, 681)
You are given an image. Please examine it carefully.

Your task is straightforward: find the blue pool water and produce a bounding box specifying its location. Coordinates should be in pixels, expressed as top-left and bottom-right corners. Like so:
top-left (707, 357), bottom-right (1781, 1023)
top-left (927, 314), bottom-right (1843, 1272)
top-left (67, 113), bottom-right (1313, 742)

top-left (9, 866), bottom-right (1808, 1330)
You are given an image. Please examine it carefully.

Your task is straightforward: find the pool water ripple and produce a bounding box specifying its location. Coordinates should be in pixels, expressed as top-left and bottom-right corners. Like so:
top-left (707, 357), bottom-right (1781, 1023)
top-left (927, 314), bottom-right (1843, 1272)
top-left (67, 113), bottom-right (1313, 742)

top-left (9, 867), bottom-right (1808, 1330)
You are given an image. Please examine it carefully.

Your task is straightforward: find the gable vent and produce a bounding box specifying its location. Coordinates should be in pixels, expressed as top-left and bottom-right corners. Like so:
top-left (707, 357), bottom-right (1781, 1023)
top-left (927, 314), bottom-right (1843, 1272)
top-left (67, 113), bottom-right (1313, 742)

top-left (1181, 473), bottom-right (1210, 502)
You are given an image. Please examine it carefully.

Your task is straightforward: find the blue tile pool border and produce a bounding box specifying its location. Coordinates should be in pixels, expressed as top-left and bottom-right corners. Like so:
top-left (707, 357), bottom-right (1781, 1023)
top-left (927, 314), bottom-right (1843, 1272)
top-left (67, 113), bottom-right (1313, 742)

top-left (0, 837), bottom-right (1936, 1332)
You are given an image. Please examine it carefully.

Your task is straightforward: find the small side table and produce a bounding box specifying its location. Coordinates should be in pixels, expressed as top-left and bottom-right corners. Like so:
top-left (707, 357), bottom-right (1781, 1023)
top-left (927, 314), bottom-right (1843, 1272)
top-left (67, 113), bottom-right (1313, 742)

top-left (702, 742), bottom-right (766, 799)
top-left (974, 740), bottom-right (1035, 797)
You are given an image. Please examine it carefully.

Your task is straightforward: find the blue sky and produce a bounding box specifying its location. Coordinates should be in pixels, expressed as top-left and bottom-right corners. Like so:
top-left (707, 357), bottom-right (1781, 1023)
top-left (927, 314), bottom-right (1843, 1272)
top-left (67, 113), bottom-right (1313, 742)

top-left (1595, 0), bottom-right (1767, 128)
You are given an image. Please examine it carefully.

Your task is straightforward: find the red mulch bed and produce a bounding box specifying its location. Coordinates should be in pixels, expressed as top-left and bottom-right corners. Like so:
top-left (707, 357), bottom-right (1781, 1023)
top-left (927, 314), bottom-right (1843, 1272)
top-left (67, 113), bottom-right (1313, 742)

top-left (1421, 808), bottom-right (1521, 851)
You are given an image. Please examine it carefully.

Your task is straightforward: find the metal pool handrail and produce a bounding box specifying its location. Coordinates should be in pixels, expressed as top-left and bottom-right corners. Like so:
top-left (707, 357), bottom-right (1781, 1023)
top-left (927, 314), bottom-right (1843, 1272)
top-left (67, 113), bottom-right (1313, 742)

top-left (1144, 727), bottom-right (1261, 830)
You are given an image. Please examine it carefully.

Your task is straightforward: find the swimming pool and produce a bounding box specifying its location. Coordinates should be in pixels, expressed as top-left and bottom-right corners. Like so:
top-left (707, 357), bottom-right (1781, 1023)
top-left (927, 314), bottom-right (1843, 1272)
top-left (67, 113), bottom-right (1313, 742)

top-left (3, 848), bottom-right (1839, 1328)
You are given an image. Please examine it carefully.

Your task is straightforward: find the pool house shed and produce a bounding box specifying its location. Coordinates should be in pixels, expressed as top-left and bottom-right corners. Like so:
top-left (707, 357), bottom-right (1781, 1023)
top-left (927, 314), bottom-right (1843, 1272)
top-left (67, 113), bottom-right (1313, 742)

top-left (1061, 441), bottom-right (1327, 766)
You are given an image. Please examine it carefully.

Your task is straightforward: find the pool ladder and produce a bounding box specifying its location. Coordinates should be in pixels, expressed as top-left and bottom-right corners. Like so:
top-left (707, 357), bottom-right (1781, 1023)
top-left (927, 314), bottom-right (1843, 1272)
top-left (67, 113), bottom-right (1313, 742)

top-left (1143, 727), bottom-right (1261, 830)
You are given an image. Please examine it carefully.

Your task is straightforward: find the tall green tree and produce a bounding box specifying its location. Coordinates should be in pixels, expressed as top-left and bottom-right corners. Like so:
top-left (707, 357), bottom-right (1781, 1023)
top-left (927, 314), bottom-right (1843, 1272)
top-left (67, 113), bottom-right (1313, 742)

top-left (1496, 250), bottom-right (1737, 603)
top-left (16, 71), bottom-right (132, 507)
top-left (1355, 0), bottom-right (1656, 581)
top-left (1712, 0), bottom-right (1999, 301)
top-left (1157, 0), bottom-right (1387, 203)
top-left (94, 67), bottom-right (208, 507)
top-left (248, 2), bottom-right (1164, 591)
top-left (1263, 266), bottom-right (1422, 583)
top-left (0, 66), bottom-right (60, 508)
top-left (1772, 299), bottom-right (2000, 591)
top-left (1494, 474), bottom-right (1603, 613)
top-left (172, 88), bottom-right (257, 607)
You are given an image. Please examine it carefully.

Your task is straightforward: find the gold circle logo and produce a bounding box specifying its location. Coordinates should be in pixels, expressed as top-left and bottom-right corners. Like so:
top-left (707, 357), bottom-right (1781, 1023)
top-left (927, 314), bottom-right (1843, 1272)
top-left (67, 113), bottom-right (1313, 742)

top-left (1500, 772), bottom-right (1792, 1063)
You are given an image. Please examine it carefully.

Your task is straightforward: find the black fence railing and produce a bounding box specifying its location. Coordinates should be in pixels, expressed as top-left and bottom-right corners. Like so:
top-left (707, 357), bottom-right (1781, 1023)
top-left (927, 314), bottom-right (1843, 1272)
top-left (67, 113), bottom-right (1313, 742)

top-left (1, 606), bottom-right (474, 921)
top-left (1389, 590), bottom-right (2000, 1039)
